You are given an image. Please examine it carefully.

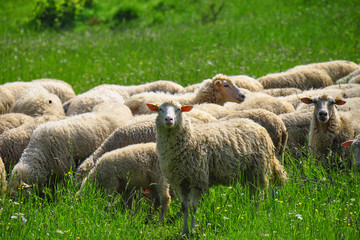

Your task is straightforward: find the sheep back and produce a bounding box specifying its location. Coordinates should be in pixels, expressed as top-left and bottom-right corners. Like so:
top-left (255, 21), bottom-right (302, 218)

top-left (0, 113), bottom-right (33, 135)
top-left (31, 78), bottom-right (76, 103)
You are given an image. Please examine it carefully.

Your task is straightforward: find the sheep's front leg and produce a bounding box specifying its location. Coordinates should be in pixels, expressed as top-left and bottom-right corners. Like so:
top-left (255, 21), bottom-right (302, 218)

top-left (178, 187), bottom-right (190, 236)
top-left (190, 189), bottom-right (202, 233)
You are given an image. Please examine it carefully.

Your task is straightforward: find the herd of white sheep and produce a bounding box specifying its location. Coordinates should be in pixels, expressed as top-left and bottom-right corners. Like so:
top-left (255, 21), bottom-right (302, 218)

top-left (0, 60), bottom-right (360, 235)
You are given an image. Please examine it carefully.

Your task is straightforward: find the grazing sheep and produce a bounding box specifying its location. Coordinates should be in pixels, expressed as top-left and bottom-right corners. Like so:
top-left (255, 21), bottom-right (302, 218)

top-left (125, 74), bottom-right (246, 115)
top-left (337, 68), bottom-right (360, 84)
top-left (257, 68), bottom-right (333, 90)
top-left (289, 60), bottom-right (359, 81)
top-left (0, 115), bottom-right (67, 173)
top-left (341, 134), bottom-right (360, 169)
top-left (220, 109), bottom-right (288, 158)
top-left (10, 87), bottom-right (65, 117)
top-left (8, 111), bottom-right (132, 193)
top-left (261, 88), bottom-right (302, 97)
top-left (63, 84), bottom-right (130, 116)
top-left (0, 157), bottom-right (6, 194)
top-left (0, 113), bottom-right (33, 134)
top-left (125, 80), bottom-right (184, 95)
top-left (148, 101), bottom-right (287, 235)
top-left (300, 94), bottom-right (360, 167)
top-left (0, 86), bottom-right (15, 114)
top-left (225, 92), bottom-right (295, 115)
top-left (31, 78), bottom-right (76, 103)
top-left (78, 143), bottom-right (171, 222)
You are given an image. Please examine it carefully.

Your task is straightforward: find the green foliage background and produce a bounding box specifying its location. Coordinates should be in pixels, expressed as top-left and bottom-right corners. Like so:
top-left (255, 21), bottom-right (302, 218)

top-left (0, 0), bottom-right (360, 239)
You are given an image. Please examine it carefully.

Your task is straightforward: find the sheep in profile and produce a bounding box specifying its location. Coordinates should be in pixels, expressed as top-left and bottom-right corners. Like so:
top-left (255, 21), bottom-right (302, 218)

top-left (8, 110), bottom-right (132, 193)
top-left (10, 87), bottom-right (65, 117)
top-left (31, 78), bottom-right (76, 103)
top-left (257, 68), bottom-right (333, 90)
top-left (225, 92), bottom-right (295, 115)
top-left (125, 74), bottom-right (246, 115)
top-left (289, 60), bottom-right (359, 81)
top-left (0, 113), bottom-right (33, 134)
top-left (300, 94), bottom-right (360, 167)
top-left (147, 101), bottom-right (287, 235)
top-left (0, 86), bottom-right (15, 114)
top-left (342, 134), bottom-right (360, 170)
top-left (0, 157), bottom-right (6, 194)
top-left (78, 143), bottom-right (171, 222)
top-left (0, 115), bottom-right (67, 173)
top-left (337, 68), bottom-right (360, 84)
top-left (63, 84), bottom-right (130, 116)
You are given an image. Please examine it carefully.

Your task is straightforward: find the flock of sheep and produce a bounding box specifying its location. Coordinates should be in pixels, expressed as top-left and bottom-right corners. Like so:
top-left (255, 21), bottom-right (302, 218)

top-left (0, 60), bottom-right (360, 235)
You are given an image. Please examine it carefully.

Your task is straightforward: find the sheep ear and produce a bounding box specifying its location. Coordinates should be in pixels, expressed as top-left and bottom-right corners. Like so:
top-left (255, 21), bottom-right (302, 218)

top-left (300, 97), bottom-right (313, 104)
top-left (335, 99), bottom-right (346, 105)
top-left (181, 105), bottom-right (193, 112)
top-left (341, 140), bottom-right (353, 147)
top-left (214, 80), bottom-right (222, 88)
top-left (146, 104), bottom-right (159, 111)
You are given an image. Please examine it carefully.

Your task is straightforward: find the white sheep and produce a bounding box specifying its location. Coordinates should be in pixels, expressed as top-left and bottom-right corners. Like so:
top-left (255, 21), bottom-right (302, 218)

top-left (125, 74), bottom-right (246, 115)
top-left (0, 115), bottom-right (67, 173)
top-left (225, 92), bottom-right (295, 115)
top-left (341, 134), bottom-right (360, 170)
top-left (289, 60), bottom-right (359, 81)
top-left (0, 113), bottom-right (33, 135)
top-left (0, 157), bottom-right (6, 194)
top-left (63, 84), bottom-right (130, 116)
top-left (78, 143), bottom-right (171, 222)
top-left (147, 101), bottom-right (287, 235)
top-left (337, 68), bottom-right (360, 84)
top-left (31, 78), bottom-right (76, 103)
top-left (300, 94), bottom-right (360, 167)
top-left (10, 87), bottom-right (65, 117)
top-left (257, 68), bottom-right (333, 90)
top-left (8, 109), bottom-right (133, 193)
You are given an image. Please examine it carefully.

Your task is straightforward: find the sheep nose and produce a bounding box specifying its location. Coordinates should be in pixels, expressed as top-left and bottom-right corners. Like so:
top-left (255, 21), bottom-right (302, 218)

top-left (165, 117), bottom-right (174, 126)
top-left (319, 111), bottom-right (327, 117)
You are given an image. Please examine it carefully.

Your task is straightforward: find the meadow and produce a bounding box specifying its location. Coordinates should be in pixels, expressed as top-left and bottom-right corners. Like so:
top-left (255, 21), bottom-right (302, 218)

top-left (0, 0), bottom-right (360, 239)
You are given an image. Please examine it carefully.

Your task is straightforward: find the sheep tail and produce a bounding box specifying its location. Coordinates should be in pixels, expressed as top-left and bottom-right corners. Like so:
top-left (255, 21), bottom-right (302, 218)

top-left (271, 156), bottom-right (288, 186)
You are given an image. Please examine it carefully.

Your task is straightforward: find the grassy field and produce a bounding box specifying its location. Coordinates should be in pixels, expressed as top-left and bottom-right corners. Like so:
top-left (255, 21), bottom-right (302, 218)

top-left (1, 0), bottom-right (360, 239)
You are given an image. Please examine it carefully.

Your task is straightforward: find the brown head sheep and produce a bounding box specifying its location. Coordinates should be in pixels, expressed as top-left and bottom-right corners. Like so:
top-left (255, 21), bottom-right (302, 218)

top-left (301, 94), bottom-right (360, 167)
top-left (147, 101), bottom-right (287, 235)
top-left (125, 74), bottom-right (246, 115)
top-left (77, 143), bottom-right (171, 222)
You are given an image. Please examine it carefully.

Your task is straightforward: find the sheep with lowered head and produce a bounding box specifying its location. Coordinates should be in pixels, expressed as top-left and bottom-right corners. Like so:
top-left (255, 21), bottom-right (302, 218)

top-left (10, 87), bottom-right (65, 117)
top-left (301, 94), bottom-right (360, 167)
top-left (342, 134), bottom-right (360, 170)
top-left (31, 78), bottom-right (76, 103)
top-left (147, 101), bottom-right (287, 235)
top-left (125, 74), bottom-right (246, 115)
top-left (8, 108), bottom-right (132, 194)
top-left (78, 143), bottom-right (171, 222)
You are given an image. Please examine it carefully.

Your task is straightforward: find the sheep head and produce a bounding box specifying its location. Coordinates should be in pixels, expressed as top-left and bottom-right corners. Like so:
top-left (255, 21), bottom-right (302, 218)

top-left (147, 102), bottom-right (193, 128)
top-left (300, 94), bottom-right (346, 123)
top-left (212, 74), bottom-right (246, 104)
top-left (342, 137), bottom-right (360, 167)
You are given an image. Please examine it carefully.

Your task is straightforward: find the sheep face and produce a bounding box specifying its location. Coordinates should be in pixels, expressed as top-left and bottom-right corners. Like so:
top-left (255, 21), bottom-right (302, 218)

top-left (212, 75), bottom-right (246, 104)
top-left (147, 102), bottom-right (193, 128)
top-left (301, 95), bottom-right (346, 123)
top-left (342, 138), bottom-right (360, 166)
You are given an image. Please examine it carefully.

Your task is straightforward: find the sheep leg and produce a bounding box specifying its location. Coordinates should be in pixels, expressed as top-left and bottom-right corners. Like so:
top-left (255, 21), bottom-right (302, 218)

top-left (189, 189), bottom-right (201, 233)
top-left (178, 187), bottom-right (190, 236)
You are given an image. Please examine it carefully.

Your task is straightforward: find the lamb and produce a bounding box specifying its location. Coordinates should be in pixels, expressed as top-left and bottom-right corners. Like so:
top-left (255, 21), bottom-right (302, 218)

top-left (0, 113), bottom-right (33, 134)
top-left (0, 157), bottom-right (6, 194)
top-left (125, 74), bottom-right (246, 115)
top-left (341, 134), bottom-right (360, 170)
top-left (0, 115), bottom-right (67, 173)
top-left (289, 60), bottom-right (359, 81)
top-left (0, 86), bottom-right (15, 114)
top-left (8, 109), bottom-right (133, 193)
top-left (220, 109), bottom-right (288, 158)
top-left (10, 87), bottom-right (65, 117)
top-left (31, 78), bottom-right (76, 103)
top-left (63, 84), bottom-right (130, 116)
top-left (257, 68), bottom-right (333, 90)
top-left (337, 68), bottom-right (360, 84)
top-left (300, 94), bottom-right (360, 167)
top-left (77, 143), bottom-right (171, 222)
top-left (147, 101), bottom-right (287, 235)
top-left (224, 92), bottom-right (295, 115)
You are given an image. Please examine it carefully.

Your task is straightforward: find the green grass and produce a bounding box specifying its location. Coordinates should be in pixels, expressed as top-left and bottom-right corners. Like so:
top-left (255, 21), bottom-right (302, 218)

top-left (1, 0), bottom-right (360, 239)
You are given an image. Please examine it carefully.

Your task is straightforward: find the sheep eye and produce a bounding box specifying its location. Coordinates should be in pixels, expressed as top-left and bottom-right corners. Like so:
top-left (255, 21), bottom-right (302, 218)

top-left (175, 108), bottom-right (180, 112)
top-left (49, 100), bottom-right (52, 104)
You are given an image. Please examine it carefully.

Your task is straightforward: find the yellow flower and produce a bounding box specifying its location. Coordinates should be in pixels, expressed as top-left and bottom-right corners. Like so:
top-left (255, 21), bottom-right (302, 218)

top-left (216, 207), bottom-right (220, 210)
top-left (241, 217), bottom-right (244, 220)
top-left (350, 212), bottom-right (353, 215)
top-left (224, 209), bottom-right (227, 212)
top-left (275, 199), bottom-right (278, 201)
top-left (280, 201), bottom-right (283, 204)
top-left (339, 208), bottom-right (342, 211)
top-left (298, 202), bottom-right (302, 206)
top-left (315, 209), bottom-right (318, 212)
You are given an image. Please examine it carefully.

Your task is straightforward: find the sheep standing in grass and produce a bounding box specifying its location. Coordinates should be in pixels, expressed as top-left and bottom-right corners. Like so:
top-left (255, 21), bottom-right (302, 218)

top-left (78, 143), bottom-right (171, 222)
top-left (0, 115), bottom-right (67, 173)
top-left (301, 94), bottom-right (360, 167)
top-left (342, 134), bottom-right (360, 170)
top-left (8, 109), bottom-right (132, 193)
top-left (147, 101), bottom-right (287, 235)
top-left (0, 113), bottom-right (33, 134)
top-left (10, 87), bottom-right (65, 117)
top-left (125, 74), bottom-right (246, 115)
